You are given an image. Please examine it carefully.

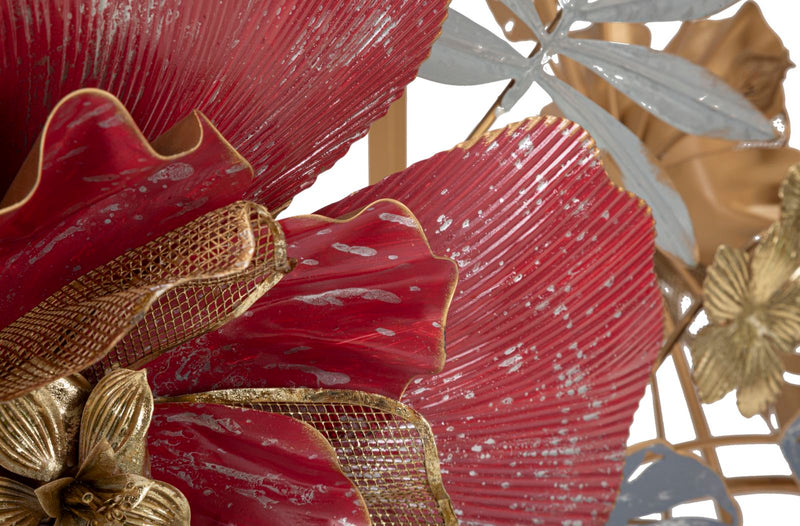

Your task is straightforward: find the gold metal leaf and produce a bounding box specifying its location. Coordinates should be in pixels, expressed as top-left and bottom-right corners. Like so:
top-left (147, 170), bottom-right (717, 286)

top-left (691, 324), bottom-right (745, 405)
top-left (749, 224), bottom-right (799, 304)
top-left (780, 163), bottom-right (800, 226)
top-left (0, 476), bottom-right (47, 526)
top-left (0, 386), bottom-right (68, 481)
top-left (79, 369), bottom-right (153, 475)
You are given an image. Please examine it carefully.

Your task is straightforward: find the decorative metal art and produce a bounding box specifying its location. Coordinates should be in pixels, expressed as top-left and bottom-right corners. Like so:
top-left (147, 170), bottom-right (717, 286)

top-left (0, 370), bottom-right (190, 525)
top-left (160, 388), bottom-right (457, 525)
top-left (419, 0), bottom-right (780, 265)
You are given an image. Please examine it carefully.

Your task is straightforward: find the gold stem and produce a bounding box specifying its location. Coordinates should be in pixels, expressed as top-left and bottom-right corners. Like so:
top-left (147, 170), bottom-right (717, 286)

top-left (672, 434), bottom-right (780, 451)
top-left (368, 92), bottom-right (407, 184)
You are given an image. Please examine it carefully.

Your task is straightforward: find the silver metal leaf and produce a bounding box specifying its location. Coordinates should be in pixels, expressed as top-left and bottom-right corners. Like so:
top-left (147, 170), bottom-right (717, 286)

top-left (555, 38), bottom-right (775, 141)
top-left (498, 0), bottom-right (546, 37)
top-left (607, 443), bottom-right (739, 525)
top-left (571, 0), bottom-right (741, 23)
top-left (780, 412), bottom-right (800, 479)
top-left (536, 71), bottom-right (696, 264)
top-left (419, 9), bottom-right (529, 86)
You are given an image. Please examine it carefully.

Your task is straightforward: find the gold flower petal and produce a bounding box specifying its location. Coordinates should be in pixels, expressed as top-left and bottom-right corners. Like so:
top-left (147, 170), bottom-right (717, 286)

top-left (780, 163), bottom-right (800, 226)
top-left (704, 245), bottom-right (750, 323)
top-left (764, 282), bottom-right (800, 349)
top-left (33, 477), bottom-right (73, 519)
top-left (79, 369), bottom-right (153, 475)
top-left (750, 225), bottom-right (799, 304)
top-left (736, 339), bottom-right (785, 417)
top-left (123, 479), bottom-right (191, 526)
top-left (691, 324), bottom-right (745, 404)
top-left (0, 476), bottom-right (47, 525)
top-left (0, 385), bottom-right (68, 481)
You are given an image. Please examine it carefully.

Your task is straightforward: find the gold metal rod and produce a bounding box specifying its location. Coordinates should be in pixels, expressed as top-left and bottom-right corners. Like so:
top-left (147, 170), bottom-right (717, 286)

top-left (368, 92), bottom-right (407, 184)
top-left (725, 476), bottom-right (800, 496)
top-left (672, 434), bottom-right (780, 451)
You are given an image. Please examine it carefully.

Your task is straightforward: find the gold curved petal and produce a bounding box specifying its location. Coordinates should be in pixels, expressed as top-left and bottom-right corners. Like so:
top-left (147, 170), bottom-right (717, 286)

top-left (704, 245), bottom-right (750, 323)
top-left (124, 479), bottom-right (191, 526)
top-left (690, 324), bottom-right (745, 404)
top-left (0, 476), bottom-right (47, 525)
top-left (781, 164), bottom-right (800, 227)
top-left (764, 281), bottom-right (800, 350)
top-left (750, 225), bottom-right (799, 304)
top-left (79, 370), bottom-right (152, 475)
top-left (0, 386), bottom-right (68, 481)
top-left (737, 338), bottom-right (785, 417)
top-left (33, 477), bottom-right (73, 519)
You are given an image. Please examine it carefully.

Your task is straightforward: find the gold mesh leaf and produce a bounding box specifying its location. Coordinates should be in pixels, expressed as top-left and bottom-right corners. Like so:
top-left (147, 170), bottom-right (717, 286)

top-left (162, 388), bottom-right (457, 526)
top-left (0, 201), bottom-right (291, 401)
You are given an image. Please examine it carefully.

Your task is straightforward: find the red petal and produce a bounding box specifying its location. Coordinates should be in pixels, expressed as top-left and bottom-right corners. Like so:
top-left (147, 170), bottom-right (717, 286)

top-left (147, 200), bottom-right (457, 399)
top-left (148, 403), bottom-right (370, 525)
top-left (0, 0), bottom-right (448, 209)
top-left (319, 118), bottom-right (663, 524)
top-left (0, 90), bottom-right (251, 329)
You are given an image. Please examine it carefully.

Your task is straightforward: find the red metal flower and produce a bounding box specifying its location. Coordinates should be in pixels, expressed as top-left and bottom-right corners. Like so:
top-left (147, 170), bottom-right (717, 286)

top-left (0, 2), bottom-right (662, 525)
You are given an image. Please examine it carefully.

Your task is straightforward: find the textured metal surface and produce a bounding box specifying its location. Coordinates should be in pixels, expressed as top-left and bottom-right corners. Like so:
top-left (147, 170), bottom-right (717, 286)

top-left (162, 388), bottom-right (457, 525)
top-left (149, 403), bottom-right (371, 525)
top-left (607, 442), bottom-right (738, 525)
top-left (147, 200), bottom-right (457, 401)
top-left (0, 0), bottom-right (449, 211)
top-left (419, 1), bottom-right (782, 264)
top-left (320, 117), bottom-right (663, 525)
top-left (0, 190), bottom-right (289, 400)
top-left (573, 0), bottom-right (740, 23)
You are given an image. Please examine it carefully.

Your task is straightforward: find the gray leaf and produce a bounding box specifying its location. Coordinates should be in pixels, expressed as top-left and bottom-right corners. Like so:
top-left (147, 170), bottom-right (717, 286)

top-left (573, 0), bottom-right (741, 23)
top-left (780, 412), bottom-right (800, 478)
top-left (555, 38), bottom-right (775, 141)
top-left (536, 71), bottom-right (696, 264)
top-left (607, 443), bottom-right (739, 525)
top-left (498, 0), bottom-right (546, 37)
top-left (419, 8), bottom-right (529, 86)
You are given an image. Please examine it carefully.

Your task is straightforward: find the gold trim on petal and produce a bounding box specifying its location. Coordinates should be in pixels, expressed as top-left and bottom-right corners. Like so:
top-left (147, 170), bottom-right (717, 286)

top-left (159, 388), bottom-right (457, 525)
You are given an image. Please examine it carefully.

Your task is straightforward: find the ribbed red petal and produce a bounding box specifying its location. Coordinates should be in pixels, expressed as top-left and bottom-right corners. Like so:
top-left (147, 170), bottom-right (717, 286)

top-left (149, 403), bottom-right (370, 525)
top-left (0, 90), bottom-right (251, 330)
top-left (0, 0), bottom-right (448, 209)
top-left (319, 118), bottom-right (663, 525)
top-left (147, 200), bottom-right (457, 399)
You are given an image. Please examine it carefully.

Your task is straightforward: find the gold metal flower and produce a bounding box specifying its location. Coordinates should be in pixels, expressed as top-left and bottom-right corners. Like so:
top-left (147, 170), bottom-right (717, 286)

top-left (692, 168), bottom-right (800, 417)
top-left (0, 369), bottom-right (189, 525)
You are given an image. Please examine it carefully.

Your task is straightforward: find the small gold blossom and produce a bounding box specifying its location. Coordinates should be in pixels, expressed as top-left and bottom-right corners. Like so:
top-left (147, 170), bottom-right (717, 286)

top-left (692, 167), bottom-right (800, 417)
top-left (0, 370), bottom-right (189, 525)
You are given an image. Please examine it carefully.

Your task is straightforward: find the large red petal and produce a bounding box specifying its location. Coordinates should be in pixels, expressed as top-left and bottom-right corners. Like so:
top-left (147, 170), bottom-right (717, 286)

top-left (147, 200), bottom-right (457, 399)
top-left (319, 118), bottom-right (663, 524)
top-left (149, 403), bottom-right (370, 525)
top-left (0, 0), bottom-right (448, 209)
top-left (0, 90), bottom-right (251, 329)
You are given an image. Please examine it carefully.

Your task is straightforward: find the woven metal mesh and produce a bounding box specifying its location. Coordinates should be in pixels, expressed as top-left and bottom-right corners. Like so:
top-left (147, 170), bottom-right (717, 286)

top-left (165, 388), bottom-right (457, 525)
top-left (0, 201), bottom-right (290, 400)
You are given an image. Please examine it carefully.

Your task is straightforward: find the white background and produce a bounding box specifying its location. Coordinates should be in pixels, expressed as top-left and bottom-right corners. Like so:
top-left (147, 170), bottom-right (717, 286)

top-left (282, 1), bottom-right (800, 523)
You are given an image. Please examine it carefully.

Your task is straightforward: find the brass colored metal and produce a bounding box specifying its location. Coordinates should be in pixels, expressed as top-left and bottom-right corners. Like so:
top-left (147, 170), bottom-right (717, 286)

top-left (369, 92), bottom-right (407, 184)
top-left (0, 201), bottom-right (292, 401)
top-left (161, 387), bottom-right (457, 526)
top-left (0, 370), bottom-right (190, 525)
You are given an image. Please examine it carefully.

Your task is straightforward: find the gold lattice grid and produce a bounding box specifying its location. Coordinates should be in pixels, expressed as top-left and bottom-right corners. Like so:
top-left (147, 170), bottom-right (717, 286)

top-left (161, 388), bottom-right (457, 525)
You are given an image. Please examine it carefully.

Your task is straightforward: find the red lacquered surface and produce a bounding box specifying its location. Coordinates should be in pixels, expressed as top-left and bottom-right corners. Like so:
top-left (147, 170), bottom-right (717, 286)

top-left (0, 0), bottom-right (448, 210)
top-left (147, 200), bottom-right (457, 400)
top-left (320, 117), bottom-right (663, 525)
top-left (0, 90), bottom-right (251, 329)
top-left (149, 403), bottom-right (371, 525)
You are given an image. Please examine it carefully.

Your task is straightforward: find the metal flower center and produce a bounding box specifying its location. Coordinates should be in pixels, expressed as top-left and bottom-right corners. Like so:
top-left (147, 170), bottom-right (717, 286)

top-left (63, 480), bottom-right (140, 526)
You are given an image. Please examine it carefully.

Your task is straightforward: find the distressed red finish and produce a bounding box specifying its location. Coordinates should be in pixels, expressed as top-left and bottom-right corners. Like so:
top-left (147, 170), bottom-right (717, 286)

top-left (149, 403), bottom-right (370, 525)
top-left (320, 117), bottom-right (663, 525)
top-left (0, 90), bottom-right (251, 329)
top-left (147, 200), bottom-right (458, 400)
top-left (0, 0), bottom-right (448, 209)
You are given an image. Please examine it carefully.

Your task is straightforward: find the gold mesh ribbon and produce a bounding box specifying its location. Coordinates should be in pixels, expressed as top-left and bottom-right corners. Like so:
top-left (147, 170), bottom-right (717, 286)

top-left (0, 201), bottom-right (291, 400)
top-left (162, 388), bottom-right (457, 525)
